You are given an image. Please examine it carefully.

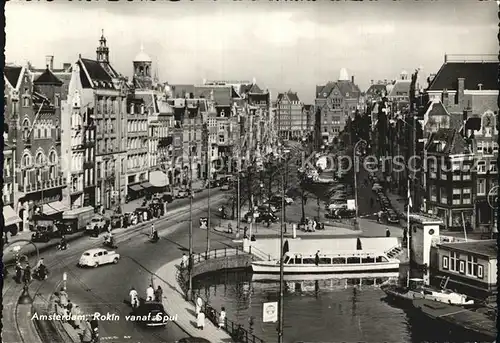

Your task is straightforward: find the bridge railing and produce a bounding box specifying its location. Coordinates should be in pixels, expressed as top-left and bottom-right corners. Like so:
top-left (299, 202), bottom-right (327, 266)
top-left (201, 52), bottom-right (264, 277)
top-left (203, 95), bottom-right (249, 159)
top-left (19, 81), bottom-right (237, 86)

top-left (177, 247), bottom-right (266, 343)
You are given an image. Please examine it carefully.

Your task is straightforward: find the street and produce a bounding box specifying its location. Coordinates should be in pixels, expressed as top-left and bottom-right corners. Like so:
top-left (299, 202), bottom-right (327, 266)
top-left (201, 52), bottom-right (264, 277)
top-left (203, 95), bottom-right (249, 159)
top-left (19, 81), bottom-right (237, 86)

top-left (3, 190), bottom-right (236, 343)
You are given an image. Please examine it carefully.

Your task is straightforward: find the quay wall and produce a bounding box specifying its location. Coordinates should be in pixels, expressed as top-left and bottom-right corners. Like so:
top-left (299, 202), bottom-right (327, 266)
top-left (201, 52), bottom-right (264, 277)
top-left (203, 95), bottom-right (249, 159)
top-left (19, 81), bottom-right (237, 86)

top-left (191, 254), bottom-right (253, 278)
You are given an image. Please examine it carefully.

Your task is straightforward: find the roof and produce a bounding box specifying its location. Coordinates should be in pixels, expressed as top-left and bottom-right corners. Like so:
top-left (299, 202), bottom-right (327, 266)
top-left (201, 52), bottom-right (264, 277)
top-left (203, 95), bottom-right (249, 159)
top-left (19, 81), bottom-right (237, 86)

top-left (464, 116), bottom-right (482, 132)
top-left (170, 84), bottom-right (195, 98)
top-left (194, 86), bottom-right (232, 106)
top-left (133, 46), bottom-right (152, 62)
top-left (78, 58), bottom-right (116, 89)
top-left (4, 66), bottom-right (23, 89)
top-left (33, 68), bottom-right (63, 85)
top-left (316, 82), bottom-right (336, 99)
top-left (240, 83), bottom-right (262, 95)
top-left (366, 84), bottom-right (387, 96)
top-left (425, 128), bottom-right (470, 155)
top-left (84, 248), bottom-right (107, 254)
top-left (439, 240), bottom-right (497, 259)
top-left (277, 91), bottom-right (300, 103)
top-left (303, 104), bottom-right (313, 111)
top-left (247, 93), bottom-right (269, 104)
top-left (388, 80), bottom-right (411, 98)
top-left (428, 62), bottom-right (499, 91)
top-left (336, 80), bottom-right (361, 98)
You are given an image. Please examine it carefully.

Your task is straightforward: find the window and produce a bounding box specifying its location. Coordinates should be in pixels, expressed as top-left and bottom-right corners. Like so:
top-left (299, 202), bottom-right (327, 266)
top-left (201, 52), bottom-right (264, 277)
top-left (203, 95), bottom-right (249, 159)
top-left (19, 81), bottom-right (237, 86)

top-left (440, 187), bottom-right (447, 204)
top-left (429, 160), bottom-right (437, 179)
top-left (442, 256), bottom-right (449, 270)
top-left (450, 251), bottom-right (459, 271)
top-left (22, 153), bottom-right (31, 167)
top-left (466, 255), bottom-right (478, 277)
top-left (361, 257), bottom-right (375, 263)
top-left (489, 161), bottom-right (497, 173)
top-left (23, 97), bottom-right (30, 107)
top-left (462, 188), bottom-right (471, 204)
top-left (477, 161), bottom-right (486, 174)
top-left (459, 260), bottom-right (465, 274)
top-left (477, 179), bottom-right (486, 196)
top-left (452, 172), bottom-right (461, 181)
top-left (55, 94), bottom-right (60, 108)
top-left (302, 258), bottom-right (315, 264)
top-left (346, 257), bottom-right (360, 264)
top-left (477, 265), bottom-right (484, 279)
top-left (294, 256), bottom-right (302, 264)
top-left (452, 188), bottom-right (461, 205)
top-left (430, 185), bottom-right (437, 202)
top-left (35, 152), bottom-right (44, 166)
top-left (319, 258), bottom-right (331, 264)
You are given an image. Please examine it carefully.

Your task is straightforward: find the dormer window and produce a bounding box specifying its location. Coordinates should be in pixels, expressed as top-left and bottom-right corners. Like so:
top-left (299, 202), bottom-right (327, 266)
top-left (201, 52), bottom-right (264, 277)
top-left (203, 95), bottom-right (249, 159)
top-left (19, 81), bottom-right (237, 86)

top-left (130, 104), bottom-right (134, 114)
top-left (141, 104), bottom-right (145, 114)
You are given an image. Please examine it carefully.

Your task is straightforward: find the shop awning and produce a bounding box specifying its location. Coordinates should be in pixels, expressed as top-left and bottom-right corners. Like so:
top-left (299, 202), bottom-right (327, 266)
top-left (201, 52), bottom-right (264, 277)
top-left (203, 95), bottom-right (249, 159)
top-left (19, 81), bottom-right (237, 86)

top-left (3, 206), bottom-right (22, 226)
top-left (149, 171), bottom-right (168, 188)
top-left (63, 206), bottom-right (94, 219)
top-left (141, 181), bottom-right (153, 189)
top-left (42, 201), bottom-right (69, 216)
top-left (129, 184), bottom-right (144, 192)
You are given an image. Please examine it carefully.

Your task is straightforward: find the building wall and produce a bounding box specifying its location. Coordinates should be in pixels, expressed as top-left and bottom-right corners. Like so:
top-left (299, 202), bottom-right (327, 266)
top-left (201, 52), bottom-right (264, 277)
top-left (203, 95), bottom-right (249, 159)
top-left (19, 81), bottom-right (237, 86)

top-left (126, 100), bottom-right (149, 186)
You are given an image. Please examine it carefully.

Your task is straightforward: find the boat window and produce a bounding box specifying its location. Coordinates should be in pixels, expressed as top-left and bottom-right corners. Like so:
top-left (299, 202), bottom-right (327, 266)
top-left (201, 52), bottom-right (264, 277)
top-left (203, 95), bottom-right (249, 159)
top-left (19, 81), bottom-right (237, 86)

top-left (320, 257), bottom-right (331, 264)
top-left (294, 256), bottom-right (302, 264)
top-left (83, 252), bottom-right (90, 256)
top-left (302, 258), bottom-right (315, 264)
top-left (376, 256), bottom-right (389, 263)
top-left (423, 290), bottom-right (433, 295)
top-left (361, 257), bottom-right (375, 263)
top-left (332, 258), bottom-right (346, 264)
top-left (347, 257), bottom-right (361, 264)
top-left (284, 256), bottom-right (290, 264)
top-left (287, 258), bottom-right (294, 265)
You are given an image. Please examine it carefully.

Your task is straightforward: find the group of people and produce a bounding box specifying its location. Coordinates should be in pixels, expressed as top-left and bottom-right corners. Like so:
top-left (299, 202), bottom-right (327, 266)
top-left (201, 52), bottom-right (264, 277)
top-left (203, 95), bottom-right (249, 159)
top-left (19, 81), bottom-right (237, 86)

top-left (129, 284), bottom-right (164, 308)
top-left (56, 287), bottom-right (98, 343)
top-left (194, 295), bottom-right (226, 330)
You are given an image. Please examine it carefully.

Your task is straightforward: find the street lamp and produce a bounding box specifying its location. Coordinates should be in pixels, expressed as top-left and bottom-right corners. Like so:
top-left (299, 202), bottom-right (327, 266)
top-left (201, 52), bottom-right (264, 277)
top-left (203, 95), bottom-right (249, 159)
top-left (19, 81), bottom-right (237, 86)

top-left (186, 145), bottom-right (194, 301)
top-left (353, 139), bottom-right (367, 221)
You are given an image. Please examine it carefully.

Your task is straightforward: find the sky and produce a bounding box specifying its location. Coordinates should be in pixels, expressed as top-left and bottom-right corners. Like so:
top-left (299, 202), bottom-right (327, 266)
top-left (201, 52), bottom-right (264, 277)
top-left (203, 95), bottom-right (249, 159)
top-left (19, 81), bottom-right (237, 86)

top-left (5, 0), bottom-right (498, 103)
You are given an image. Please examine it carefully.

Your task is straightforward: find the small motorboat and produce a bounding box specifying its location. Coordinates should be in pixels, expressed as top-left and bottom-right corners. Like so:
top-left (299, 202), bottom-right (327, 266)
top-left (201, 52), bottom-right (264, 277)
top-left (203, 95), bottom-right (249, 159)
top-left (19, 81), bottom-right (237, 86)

top-left (381, 278), bottom-right (474, 306)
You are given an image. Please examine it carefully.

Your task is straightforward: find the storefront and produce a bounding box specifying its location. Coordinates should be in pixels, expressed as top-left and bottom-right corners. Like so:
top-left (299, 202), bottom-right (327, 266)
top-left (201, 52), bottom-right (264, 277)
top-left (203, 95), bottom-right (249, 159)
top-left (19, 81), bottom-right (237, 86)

top-left (127, 184), bottom-right (144, 201)
top-left (149, 170), bottom-right (169, 194)
top-left (3, 206), bottom-right (22, 235)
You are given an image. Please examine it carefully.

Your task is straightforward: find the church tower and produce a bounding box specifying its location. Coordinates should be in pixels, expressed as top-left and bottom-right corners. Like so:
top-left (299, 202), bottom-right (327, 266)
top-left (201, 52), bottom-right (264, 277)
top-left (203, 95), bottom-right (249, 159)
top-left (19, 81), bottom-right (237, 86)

top-left (133, 44), bottom-right (153, 89)
top-left (96, 30), bottom-right (109, 63)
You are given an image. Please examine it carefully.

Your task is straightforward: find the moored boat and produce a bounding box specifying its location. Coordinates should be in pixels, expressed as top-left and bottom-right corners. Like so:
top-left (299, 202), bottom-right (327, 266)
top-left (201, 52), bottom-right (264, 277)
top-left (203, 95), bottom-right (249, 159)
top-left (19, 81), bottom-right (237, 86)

top-left (381, 278), bottom-right (474, 306)
top-left (251, 251), bottom-right (400, 274)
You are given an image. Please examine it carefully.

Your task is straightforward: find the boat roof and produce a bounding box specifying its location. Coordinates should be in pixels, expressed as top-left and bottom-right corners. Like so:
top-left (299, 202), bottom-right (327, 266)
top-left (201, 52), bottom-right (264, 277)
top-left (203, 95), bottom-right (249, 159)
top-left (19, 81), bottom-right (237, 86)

top-left (409, 278), bottom-right (424, 281)
top-left (283, 237), bottom-right (399, 255)
top-left (284, 250), bottom-right (385, 257)
top-left (83, 248), bottom-right (107, 254)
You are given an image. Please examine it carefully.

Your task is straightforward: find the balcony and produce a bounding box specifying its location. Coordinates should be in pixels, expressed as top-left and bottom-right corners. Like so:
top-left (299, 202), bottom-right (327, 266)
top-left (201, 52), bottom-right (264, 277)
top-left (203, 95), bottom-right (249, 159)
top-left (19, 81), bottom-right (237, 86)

top-left (19, 176), bottom-right (66, 194)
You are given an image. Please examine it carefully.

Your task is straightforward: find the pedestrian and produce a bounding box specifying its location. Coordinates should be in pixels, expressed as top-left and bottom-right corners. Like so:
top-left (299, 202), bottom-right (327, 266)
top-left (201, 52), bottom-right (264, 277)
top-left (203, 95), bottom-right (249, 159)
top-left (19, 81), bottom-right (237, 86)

top-left (243, 226), bottom-right (248, 239)
top-left (315, 250), bottom-right (320, 266)
top-left (403, 228), bottom-right (408, 246)
top-left (23, 265), bottom-right (31, 285)
top-left (146, 284), bottom-right (154, 302)
top-left (143, 210), bottom-right (148, 222)
top-left (218, 307), bottom-right (226, 329)
top-left (181, 253), bottom-right (188, 269)
top-left (197, 311), bottom-right (205, 330)
top-left (15, 262), bottom-right (23, 283)
top-left (129, 287), bottom-right (139, 308)
top-left (195, 295), bottom-right (203, 315)
top-left (59, 288), bottom-right (69, 308)
top-left (386, 227), bottom-right (391, 237)
top-left (155, 285), bottom-right (163, 302)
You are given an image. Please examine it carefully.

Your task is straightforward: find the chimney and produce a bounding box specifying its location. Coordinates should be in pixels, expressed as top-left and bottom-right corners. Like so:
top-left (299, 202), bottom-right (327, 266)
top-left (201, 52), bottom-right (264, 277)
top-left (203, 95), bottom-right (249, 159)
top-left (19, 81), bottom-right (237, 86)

top-left (457, 78), bottom-right (465, 109)
top-left (370, 80), bottom-right (374, 85)
top-left (45, 55), bottom-right (54, 70)
top-left (442, 89), bottom-right (449, 106)
top-left (351, 76), bottom-right (355, 84)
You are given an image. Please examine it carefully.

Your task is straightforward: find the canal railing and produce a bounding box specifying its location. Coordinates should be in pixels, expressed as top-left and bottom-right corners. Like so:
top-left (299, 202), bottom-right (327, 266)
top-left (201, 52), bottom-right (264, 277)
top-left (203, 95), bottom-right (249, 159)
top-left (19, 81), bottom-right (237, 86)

top-left (177, 247), bottom-right (266, 343)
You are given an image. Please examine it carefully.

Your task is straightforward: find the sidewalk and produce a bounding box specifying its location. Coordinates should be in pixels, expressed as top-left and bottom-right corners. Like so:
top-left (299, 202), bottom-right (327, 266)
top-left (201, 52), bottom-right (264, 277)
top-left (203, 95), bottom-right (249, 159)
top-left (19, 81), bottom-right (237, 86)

top-left (155, 259), bottom-right (234, 343)
top-left (213, 219), bottom-right (360, 239)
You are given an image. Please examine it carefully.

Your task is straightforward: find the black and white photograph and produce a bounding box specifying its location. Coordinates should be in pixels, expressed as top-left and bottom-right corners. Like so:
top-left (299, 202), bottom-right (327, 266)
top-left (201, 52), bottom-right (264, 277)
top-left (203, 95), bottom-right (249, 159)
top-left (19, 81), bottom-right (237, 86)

top-left (2, 1), bottom-right (498, 343)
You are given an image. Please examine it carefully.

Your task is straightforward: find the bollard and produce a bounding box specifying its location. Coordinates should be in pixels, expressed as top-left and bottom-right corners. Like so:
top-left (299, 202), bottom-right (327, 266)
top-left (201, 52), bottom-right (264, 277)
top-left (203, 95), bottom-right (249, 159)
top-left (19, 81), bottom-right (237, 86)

top-left (292, 223), bottom-right (297, 239)
top-left (62, 272), bottom-right (67, 291)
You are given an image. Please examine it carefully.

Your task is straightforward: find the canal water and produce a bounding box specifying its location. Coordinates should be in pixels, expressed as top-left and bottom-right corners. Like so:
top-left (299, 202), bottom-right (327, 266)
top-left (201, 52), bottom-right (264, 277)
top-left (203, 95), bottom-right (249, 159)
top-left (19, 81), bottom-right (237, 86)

top-left (193, 268), bottom-right (477, 343)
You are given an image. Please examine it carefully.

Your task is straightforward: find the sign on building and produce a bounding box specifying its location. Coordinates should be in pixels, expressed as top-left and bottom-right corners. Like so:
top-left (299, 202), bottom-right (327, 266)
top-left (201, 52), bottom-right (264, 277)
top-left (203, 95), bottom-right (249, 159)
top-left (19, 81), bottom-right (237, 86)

top-left (199, 217), bottom-right (208, 230)
top-left (262, 301), bottom-right (278, 323)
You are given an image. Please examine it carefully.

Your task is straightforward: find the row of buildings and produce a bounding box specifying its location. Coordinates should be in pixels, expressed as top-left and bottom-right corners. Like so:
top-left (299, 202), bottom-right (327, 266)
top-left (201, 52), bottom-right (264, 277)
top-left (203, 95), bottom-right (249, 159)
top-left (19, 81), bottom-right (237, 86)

top-left (5, 33), bottom-right (315, 233)
top-left (367, 54), bottom-right (498, 233)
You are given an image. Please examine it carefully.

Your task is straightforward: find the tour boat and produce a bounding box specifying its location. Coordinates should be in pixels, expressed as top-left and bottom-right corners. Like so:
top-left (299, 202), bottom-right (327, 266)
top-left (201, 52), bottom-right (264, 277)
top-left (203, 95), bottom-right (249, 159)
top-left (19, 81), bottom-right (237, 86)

top-left (251, 251), bottom-right (400, 274)
top-left (252, 271), bottom-right (400, 282)
top-left (381, 278), bottom-right (474, 306)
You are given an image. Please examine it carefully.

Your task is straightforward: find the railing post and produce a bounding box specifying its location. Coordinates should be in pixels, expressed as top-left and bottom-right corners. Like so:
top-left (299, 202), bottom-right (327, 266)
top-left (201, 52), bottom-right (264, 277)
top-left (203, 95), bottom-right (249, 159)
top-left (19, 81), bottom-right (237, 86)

top-left (198, 254), bottom-right (200, 263)
top-left (249, 245), bottom-right (252, 255)
top-left (215, 249), bottom-right (217, 258)
top-left (236, 247), bottom-right (239, 256)
top-left (224, 247), bottom-right (227, 256)
top-left (205, 250), bottom-right (207, 260)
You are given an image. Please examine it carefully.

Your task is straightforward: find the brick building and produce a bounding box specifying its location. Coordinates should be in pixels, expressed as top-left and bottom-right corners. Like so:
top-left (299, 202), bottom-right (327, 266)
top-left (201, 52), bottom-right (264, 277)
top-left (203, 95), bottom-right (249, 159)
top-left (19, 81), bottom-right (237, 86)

top-left (276, 91), bottom-right (303, 140)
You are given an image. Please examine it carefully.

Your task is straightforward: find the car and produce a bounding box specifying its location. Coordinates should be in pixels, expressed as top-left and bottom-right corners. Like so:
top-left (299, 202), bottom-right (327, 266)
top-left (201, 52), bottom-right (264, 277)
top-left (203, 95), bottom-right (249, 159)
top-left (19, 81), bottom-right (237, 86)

top-left (326, 201), bottom-right (347, 210)
top-left (131, 301), bottom-right (169, 327)
top-left (259, 204), bottom-right (278, 213)
top-left (387, 211), bottom-right (400, 224)
top-left (221, 184), bottom-right (231, 191)
top-left (78, 248), bottom-right (120, 268)
top-left (31, 224), bottom-right (62, 242)
top-left (85, 216), bottom-right (106, 234)
top-left (269, 195), bottom-right (293, 206)
top-left (255, 212), bottom-right (278, 223)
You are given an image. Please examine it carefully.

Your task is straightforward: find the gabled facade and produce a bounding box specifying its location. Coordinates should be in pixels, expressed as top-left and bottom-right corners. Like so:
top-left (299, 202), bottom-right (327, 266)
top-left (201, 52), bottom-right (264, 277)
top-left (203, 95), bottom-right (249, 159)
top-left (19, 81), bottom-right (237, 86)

top-left (424, 128), bottom-right (475, 230)
top-left (64, 34), bottom-right (127, 214)
top-left (276, 91), bottom-right (303, 140)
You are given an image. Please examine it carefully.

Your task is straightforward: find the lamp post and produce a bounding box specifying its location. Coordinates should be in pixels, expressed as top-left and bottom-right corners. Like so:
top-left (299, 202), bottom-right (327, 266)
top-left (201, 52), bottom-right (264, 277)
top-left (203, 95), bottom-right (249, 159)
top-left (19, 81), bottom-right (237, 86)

top-left (186, 146), bottom-right (193, 301)
top-left (353, 139), bottom-right (367, 220)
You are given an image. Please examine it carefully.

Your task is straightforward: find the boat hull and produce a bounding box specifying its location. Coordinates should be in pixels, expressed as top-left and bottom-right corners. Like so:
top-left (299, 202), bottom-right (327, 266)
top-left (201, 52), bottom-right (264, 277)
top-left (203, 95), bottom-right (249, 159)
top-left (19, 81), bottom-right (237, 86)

top-left (251, 261), bottom-right (400, 274)
top-left (383, 286), bottom-right (475, 306)
top-left (252, 271), bottom-right (400, 282)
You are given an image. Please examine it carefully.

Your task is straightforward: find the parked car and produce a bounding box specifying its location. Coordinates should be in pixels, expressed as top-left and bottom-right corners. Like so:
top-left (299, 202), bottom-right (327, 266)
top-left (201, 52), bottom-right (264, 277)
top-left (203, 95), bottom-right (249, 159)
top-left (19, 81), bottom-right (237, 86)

top-left (255, 212), bottom-right (278, 223)
top-left (326, 201), bottom-right (347, 210)
top-left (131, 301), bottom-right (169, 327)
top-left (221, 184), bottom-right (231, 191)
top-left (78, 248), bottom-right (120, 267)
top-left (325, 208), bottom-right (355, 219)
top-left (85, 216), bottom-right (107, 234)
top-left (269, 195), bottom-right (293, 206)
top-left (386, 210), bottom-right (400, 224)
top-left (259, 204), bottom-right (278, 213)
top-left (31, 225), bottom-right (60, 242)
top-left (177, 190), bottom-right (189, 198)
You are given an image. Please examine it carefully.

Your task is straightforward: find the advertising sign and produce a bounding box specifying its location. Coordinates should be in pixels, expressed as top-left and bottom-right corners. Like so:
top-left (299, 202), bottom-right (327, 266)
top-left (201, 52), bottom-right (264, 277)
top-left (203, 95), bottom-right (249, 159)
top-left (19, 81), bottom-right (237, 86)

top-left (262, 302), bottom-right (278, 323)
top-left (347, 199), bottom-right (356, 211)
